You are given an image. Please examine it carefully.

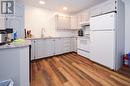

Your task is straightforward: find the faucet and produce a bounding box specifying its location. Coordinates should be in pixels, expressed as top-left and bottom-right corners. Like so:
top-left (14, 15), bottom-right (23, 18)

top-left (41, 27), bottom-right (45, 38)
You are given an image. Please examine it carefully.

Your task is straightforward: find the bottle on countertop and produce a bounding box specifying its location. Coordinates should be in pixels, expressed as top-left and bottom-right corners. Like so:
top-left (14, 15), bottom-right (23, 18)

top-left (27, 30), bottom-right (32, 38)
top-left (13, 31), bottom-right (17, 40)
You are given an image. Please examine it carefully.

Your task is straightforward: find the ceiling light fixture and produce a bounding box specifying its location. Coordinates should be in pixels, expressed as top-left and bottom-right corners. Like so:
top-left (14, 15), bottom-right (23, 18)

top-left (39, 0), bottom-right (46, 5)
top-left (63, 7), bottom-right (68, 11)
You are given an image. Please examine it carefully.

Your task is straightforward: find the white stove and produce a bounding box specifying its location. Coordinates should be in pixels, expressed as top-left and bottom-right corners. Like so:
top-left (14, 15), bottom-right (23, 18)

top-left (77, 36), bottom-right (90, 59)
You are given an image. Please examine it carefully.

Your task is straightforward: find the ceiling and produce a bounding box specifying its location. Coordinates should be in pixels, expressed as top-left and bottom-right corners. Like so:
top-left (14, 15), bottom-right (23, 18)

top-left (22, 0), bottom-right (107, 14)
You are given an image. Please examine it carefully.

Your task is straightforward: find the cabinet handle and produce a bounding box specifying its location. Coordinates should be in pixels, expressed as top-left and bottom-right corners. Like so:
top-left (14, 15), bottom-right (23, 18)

top-left (115, 7), bottom-right (117, 10)
top-left (115, 1), bottom-right (117, 4)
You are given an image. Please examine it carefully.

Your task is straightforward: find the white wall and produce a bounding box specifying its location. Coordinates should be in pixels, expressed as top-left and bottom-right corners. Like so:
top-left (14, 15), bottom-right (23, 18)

top-left (0, 0), bottom-right (24, 38)
top-left (125, 0), bottom-right (130, 53)
top-left (25, 5), bottom-right (76, 38)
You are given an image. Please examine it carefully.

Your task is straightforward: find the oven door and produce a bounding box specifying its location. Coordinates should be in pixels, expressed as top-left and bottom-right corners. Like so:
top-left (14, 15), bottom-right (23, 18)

top-left (77, 37), bottom-right (90, 52)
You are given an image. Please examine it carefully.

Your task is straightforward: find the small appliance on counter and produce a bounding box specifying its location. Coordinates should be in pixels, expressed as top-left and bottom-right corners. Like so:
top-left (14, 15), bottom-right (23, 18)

top-left (0, 30), bottom-right (7, 45)
top-left (78, 29), bottom-right (84, 36)
top-left (6, 28), bottom-right (13, 43)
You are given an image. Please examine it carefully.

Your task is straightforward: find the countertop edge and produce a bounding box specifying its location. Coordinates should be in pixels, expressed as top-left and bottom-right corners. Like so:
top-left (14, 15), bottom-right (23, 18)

top-left (26, 36), bottom-right (77, 40)
top-left (0, 40), bottom-right (31, 50)
top-left (0, 44), bottom-right (30, 50)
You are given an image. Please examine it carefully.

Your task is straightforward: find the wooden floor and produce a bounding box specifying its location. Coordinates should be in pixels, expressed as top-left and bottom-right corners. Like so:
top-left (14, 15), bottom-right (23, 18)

top-left (31, 53), bottom-right (130, 86)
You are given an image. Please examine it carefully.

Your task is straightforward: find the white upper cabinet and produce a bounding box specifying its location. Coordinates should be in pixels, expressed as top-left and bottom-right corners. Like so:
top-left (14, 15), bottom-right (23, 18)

top-left (0, 0), bottom-right (24, 30)
top-left (6, 17), bottom-right (24, 38)
top-left (55, 15), bottom-right (71, 30)
top-left (71, 15), bottom-right (88, 29)
top-left (15, 3), bottom-right (24, 17)
top-left (0, 18), bottom-right (5, 29)
top-left (55, 15), bottom-right (87, 30)
top-left (71, 16), bottom-right (78, 29)
top-left (90, 0), bottom-right (117, 17)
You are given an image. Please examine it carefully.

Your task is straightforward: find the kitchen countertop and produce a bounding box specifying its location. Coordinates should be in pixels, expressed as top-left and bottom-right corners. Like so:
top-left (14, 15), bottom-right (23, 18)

top-left (26, 36), bottom-right (77, 40)
top-left (0, 36), bottom-right (77, 49)
top-left (0, 40), bottom-right (31, 50)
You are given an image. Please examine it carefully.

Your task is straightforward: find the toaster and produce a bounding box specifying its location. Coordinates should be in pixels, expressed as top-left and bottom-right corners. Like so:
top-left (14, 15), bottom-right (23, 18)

top-left (0, 30), bottom-right (7, 45)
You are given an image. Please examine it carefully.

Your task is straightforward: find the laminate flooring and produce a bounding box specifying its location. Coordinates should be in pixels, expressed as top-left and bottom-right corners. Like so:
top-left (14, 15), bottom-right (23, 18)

top-left (31, 53), bottom-right (130, 86)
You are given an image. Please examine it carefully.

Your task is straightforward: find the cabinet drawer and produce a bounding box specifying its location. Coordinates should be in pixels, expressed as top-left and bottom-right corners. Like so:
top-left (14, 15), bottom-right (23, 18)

top-left (64, 47), bottom-right (71, 52)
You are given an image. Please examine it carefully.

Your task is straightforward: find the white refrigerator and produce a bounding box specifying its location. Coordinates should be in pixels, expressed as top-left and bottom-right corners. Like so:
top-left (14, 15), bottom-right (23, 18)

top-left (90, 12), bottom-right (124, 70)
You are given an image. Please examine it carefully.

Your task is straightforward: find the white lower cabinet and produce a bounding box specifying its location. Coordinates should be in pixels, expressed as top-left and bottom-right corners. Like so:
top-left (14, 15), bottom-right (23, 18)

top-left (70, 37), bottom-right (77, 52)
top-left (63, 38), bottom-right (71, 53)
top-left (35, 39), bottom-right (47, 59)
top-left (0, 47), bottom-right (29, 86)
top-left (34, 39), bottom-right (55, 59)
top-left (45, 39), bottom-right (55, 57)
top-left (54, 38), bottom-right (64, 55)
top-left (31, 37), bottom-right (77, 60)
top-left (54, 37), bottom-right (77, 55)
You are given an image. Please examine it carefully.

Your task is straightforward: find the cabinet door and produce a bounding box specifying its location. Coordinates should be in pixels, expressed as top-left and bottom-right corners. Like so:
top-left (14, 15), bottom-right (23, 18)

top-left (71, 16), bottom-right (78, 29)
top-left (63, 38), bottom-right (71, 53)
top-left (65, 17), bottom-right (71, 29)
top-left (59, 16), bottom-right (64, 29)
top-left (15, 1), bottom-right (24, 17)
top-left (0, 17), bottom-right (5, 29)
top-left (54, 38), bottom-right (63, 55)
top-left (35, 39), bottom-right (46, 59)
top-left (6, 17), bottom-right (24, 38)
top-left (76, 16), bottom-right (82, 29)
top-left (55, 15), bottom-right (63, 29)
top-left (45, 39), bottom-right (55, 57)
top-left (70, 38), bottom-right (77, 52)
top-left (74, 38), bottom-right (77, 52)
top-left (56, 15), bottom-right (71, 30)
top-left (31, 40), bottom-right (35, 60)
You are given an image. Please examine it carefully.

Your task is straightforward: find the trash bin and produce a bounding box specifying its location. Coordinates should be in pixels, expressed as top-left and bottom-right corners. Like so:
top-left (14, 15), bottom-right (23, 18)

top-left (0, 79), bottom-right (14, 86)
